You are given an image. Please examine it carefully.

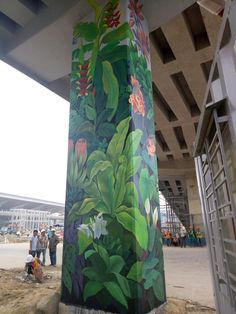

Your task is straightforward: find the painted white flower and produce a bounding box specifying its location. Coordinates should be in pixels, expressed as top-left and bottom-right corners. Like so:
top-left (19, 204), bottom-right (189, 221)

top-left (91, 213), bottom-right (108, 239)
top-left (145, 198), bottom-right (151, 215)
top-left (77, 224), bottom-right (92, 238)
top-left (152, 207), bottom-right (158, 229)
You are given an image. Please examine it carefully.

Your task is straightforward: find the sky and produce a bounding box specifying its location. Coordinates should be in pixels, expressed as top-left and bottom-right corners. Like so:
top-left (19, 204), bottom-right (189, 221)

top-left (0, 61), bottom-right (70, 204)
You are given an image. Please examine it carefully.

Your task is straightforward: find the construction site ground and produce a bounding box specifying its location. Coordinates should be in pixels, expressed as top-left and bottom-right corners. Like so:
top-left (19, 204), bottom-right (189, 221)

top-left (0, 243), bottom-right (216, 314)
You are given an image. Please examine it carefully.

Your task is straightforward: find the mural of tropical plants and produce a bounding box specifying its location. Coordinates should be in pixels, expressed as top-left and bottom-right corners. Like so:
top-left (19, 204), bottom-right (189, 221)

top-left (61, 0), bottom-right (166, 313)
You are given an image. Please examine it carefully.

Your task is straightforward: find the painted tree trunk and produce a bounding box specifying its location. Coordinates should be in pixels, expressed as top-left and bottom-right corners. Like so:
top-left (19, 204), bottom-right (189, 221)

top-left (61, 1), bottom-right (166, 313)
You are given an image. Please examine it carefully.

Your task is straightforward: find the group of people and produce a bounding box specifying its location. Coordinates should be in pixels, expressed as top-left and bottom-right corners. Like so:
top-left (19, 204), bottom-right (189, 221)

top-left (163, 226), bottom-right (204, 248)
top-left (24, 226), bottom-right (59, 282)
top-left (29, 226), bottom-right (59, 266)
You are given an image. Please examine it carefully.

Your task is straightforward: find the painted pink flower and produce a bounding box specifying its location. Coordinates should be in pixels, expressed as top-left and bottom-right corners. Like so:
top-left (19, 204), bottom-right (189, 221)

top-left (146, 136), bottom-right (156, 157)
top-left (75, 138), bottom-right (87, 159)
top-left (128, 0), bottom-right (144, 27)
top-left (133, 28), bottom-right (150, 61)
top-left (104, 2), bottom-right (121, 28)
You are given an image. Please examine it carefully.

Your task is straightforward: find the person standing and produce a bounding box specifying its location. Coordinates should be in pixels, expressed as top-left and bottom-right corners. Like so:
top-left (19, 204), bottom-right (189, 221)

top-left (29, 229), bottom-right (39, 257)
top-left (49, 229), bottom-right (59, 266)
top-left (37, 229), bottom-right (48, 266)
top-left (47, 226), bottom-right (53, 240)
top-left (196, 227), bottom-right (203, 247)
top-left (165, 230), bottom-right (171, 247)
top-left (188, 226), bottom-right (196, 247)
top-left (180, 226), bottom-right (187, 248)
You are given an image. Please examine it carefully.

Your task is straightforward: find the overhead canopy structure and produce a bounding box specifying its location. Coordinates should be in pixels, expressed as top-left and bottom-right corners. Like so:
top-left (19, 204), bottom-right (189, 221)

top-left (0, 192), bottom-right (64, 212)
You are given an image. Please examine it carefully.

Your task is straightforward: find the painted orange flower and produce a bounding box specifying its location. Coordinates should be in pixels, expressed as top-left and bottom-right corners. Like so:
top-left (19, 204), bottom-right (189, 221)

top-left (75, 138), bottom-right (87, 159)
top-left (129, 76), bottom-right (145, 116)
top-left (146, 136), bottom-right (156, 156)
top-left (129, 92), bottom-right (145, 116)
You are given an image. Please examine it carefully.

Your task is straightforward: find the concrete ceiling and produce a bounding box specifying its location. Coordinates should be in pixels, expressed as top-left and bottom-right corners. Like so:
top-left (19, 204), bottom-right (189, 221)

top-left (0, 0), bottom-right (223, 210)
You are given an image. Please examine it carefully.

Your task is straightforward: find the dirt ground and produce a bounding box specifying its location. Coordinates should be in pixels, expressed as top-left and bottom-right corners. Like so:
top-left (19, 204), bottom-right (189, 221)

top-left (0, 267), bottom-right (61, 314)
top-left (0, 267), bottom-right (215, 314)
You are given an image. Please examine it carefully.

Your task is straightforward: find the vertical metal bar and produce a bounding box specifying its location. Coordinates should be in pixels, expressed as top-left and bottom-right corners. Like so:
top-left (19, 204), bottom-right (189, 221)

top-left (206, 109), bottom-right (234, 310)
top-left (195, 156), bottom-right (221, 314)
top-left (214, 110), bottom-right (236, 226)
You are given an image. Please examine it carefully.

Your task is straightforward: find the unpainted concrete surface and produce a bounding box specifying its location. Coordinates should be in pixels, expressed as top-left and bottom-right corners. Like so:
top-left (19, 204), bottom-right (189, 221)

top-left (163, 247), bottom-right (215, 308)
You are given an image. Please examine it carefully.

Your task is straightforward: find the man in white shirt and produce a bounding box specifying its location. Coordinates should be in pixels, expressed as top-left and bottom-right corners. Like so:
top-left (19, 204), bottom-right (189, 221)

top-left (29, 229), bottom-right (39, 257)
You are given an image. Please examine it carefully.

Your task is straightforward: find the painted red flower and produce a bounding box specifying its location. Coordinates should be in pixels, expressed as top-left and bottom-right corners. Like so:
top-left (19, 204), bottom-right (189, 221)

top-left (104, 2), bottom-right (121, 28)
top-left (128, 0), bottom-right (144, 27)
top-left (146, 136), bottom-right (156, 156)
top-left (75, 138), bottom-right (87, 160)
top-left (76, 62), bottom-right (91, 96)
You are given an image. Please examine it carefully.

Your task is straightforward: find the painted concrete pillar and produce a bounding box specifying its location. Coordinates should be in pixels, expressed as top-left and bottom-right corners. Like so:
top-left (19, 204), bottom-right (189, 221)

top-left (61, 1), bottom-right (166, 312)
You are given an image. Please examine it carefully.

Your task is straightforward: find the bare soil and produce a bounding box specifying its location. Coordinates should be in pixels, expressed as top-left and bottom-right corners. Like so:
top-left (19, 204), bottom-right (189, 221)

top-left (0, 268), bottom-right (215, 314)
top-left (0, 267), bottom-right (61, 314)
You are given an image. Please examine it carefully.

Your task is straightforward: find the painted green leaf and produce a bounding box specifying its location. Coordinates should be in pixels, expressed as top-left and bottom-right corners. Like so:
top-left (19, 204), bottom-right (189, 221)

top-left (109, 255), bottom-right (125, 273)
top-left (139, 168), bottom-right (156, 205)
top-left (78, 198), bottom-right (98, 216)
top-left (153, 273), bottom-right (165, 302)
top-left (144, 269), bottom-right (159, 290)
top-left (114, 157), bottom-right (127, 208)
top-left (142, 150), bottom-right (157, 176)
top-left (85, 105), bottom-right (96, 121)
top-left (102, 61), bottom-right (119, 121)
top-left (148, 224), bottom-right (155, 252)
top-left (94, 244), bottom-right (110, 268)
top-left (113, 273), bottom-right (131, 298)
top-left (74, 22), bottom-right (98, 41)
top-left (78, 230), bottom-right (93, 255)
top-left (103, 281), bottom-right (128, 309)
top-left (123, 182), bottom-right (139, 208)
top-left (101, 22), bottom-right (131, 44)
top-left (96, 109), bottom-right (113, 127)
top-left (72, 43), bottom-right (94, 60)
top-left (87, 150), bottom-right (107, 164)
top-left (123, 129), bottom-right (143, 157)
top-left (97, 122), bottom-right (116, 138)
top-left (66, 201), bottom-right (81, 225)
top-left (82, 267), bottom-right (100, 281)
top-left (90, 160), bottom-right (113, 180)
top-left (84, 281), bottom-right (103, 301)
top-left (107, 117), bottom-right (131, 164)
top-left (83, 180), bottom-right (100, 199)
top-left (96, 200), bottom-right (110, 214)
top-left (116, 206), bottom-right (148, 250)
top-left (62, 266), bottom-right (72, 294)
top-left (87, 150), bottom-right (107, 177)
top-left (126, 156), bottom-right (142, 181)
top-left (84, 249), bottom-right (96, 260)
top-left (127, 261), bottom-right (143, 283)
top-left (147, 108), bottom-right (154, 120)
top-left (97, 163), bottom-right (115, 210)
top-left (144, 257), bottom-right (159, 271)
top-left (100, 45), bottom-right (129, 63)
